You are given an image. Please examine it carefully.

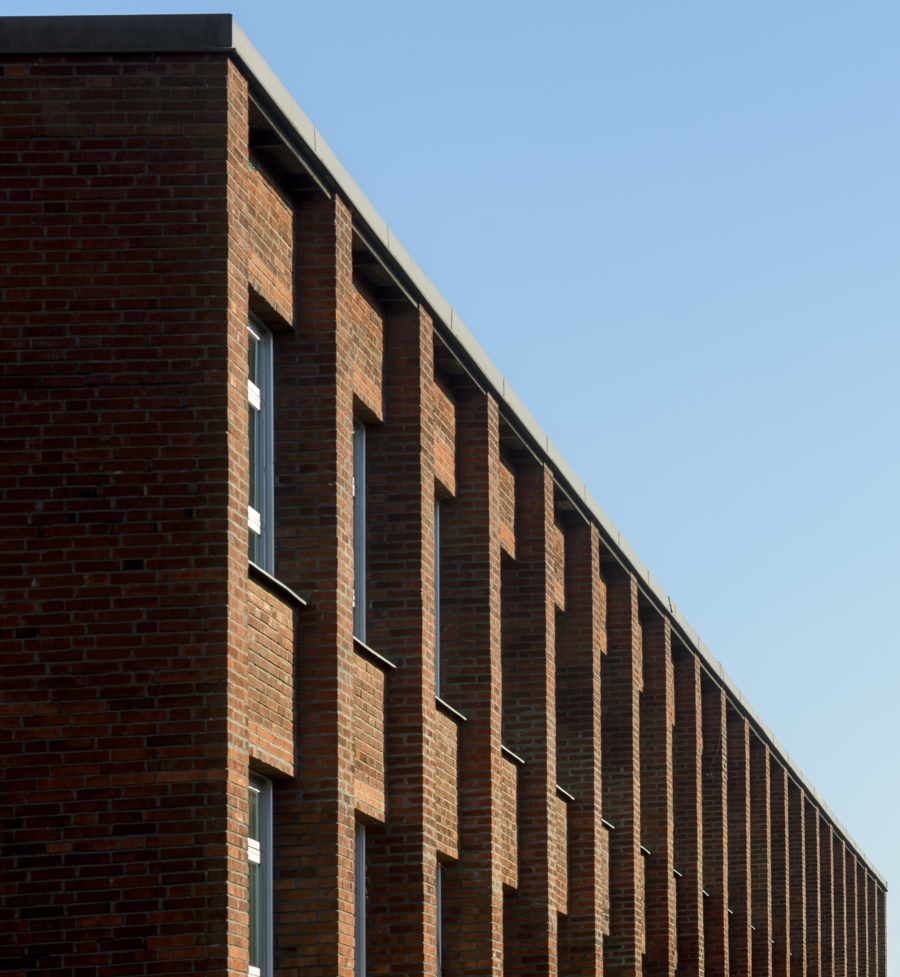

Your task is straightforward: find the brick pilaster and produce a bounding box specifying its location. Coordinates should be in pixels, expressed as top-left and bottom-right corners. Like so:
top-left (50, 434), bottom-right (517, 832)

top-left (727, 711), bottom-right (752, 977)
top-left (673, 645), bottom-right (704, 977)
top-left (806, 804), bottom-right (822, 977)
top-left (501, 461), bottom-right (559, 976)
top-left (275, 190), bottom-right (359, 975)
top-left (556, 520), bottom-right (607, 976)
top-left (439, 388), bottom-right (504, 976)
top-left (641, 612), bottom-right (676, 977)
top-left (750, 739), bottom-right (773, 977)
top-left (788, 784), bottom-right (806, 977)
top-left (365, 303), bottom-right (438, 976)
top-left (770, 764), bottom-right (791, 975)
top-left (820, 822), bottom-right (835, 977)
top-left (702, 682), bottom-right (729, 977)
top-left (846, 853), bottom-right (858, 977)
top-left (875, 884), bottom-right (886, 977)
top-left (857, 864), bottom-right (869, 977)
top-left (602, 569), bottom-right (644, 976)
top-left (866, 875), bottom-right (877, 977)
top-left (833, 838), bottom-right (846, 977)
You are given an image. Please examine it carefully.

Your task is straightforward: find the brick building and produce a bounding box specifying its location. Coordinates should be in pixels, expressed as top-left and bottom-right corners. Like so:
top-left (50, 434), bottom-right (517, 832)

top-left (0, 14), bottom-right (887, 977)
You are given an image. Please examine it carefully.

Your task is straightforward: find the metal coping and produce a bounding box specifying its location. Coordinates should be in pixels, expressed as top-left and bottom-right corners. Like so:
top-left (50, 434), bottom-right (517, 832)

top-left (0, 13), bottom-right (886, 890)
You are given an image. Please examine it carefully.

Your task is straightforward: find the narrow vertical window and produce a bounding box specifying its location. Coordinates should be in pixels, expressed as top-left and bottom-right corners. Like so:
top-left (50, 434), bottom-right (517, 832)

top-left (355, 824), bottom-right (366, 977)
top-left (248, 776), bottom-right (272, 977)
top-left (434, 500), bottom-right (441, 694)
top-left (353, 421), bottom-right (366, 641)
top-left (248, 318), bottom-right (273, 571)
top-left (436, 861), bottom-right (443, 974)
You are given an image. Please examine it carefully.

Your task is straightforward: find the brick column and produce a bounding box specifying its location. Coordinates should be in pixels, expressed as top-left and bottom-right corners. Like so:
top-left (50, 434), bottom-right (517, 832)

top-left (806, 804), bottom-right (822, 977)
top-left (750, 739), bottom-right (772, 977)
top-left (501, 460), bottom-right (559, 976)
top-left (641, 612), bottom-right (676, 977)
top-left (365, 303), bottom-right (437, 976)
top-left (788, 784), bottom-right (806, 977)
top-left (833, 838), bottom-right (846, 977)
top-left (846, 853), bottom-right (858, 977)
top-left (856, 864), bottom-right (868, 977)
top-left (727, 711), bottom-right (752, 977)
top-left (702, 682), bottom-right (729, 977)
top-left (866, 875), bottom-right (877, 977)
top-left (277, 192), bottom-right (358, 975)
top-left (439, 388), bottom-right (504, 977)
top-left (820, 823), bottom-right (834, 977)
top-left (556, 521), bottom-right (607, 976)
top-left (601, 569), bottom-right (644, 976)
top-left (673, 645), bottom-right (704, 977)
top-left (875, 884), bottom-right (886, 977)
top-left (770, 763), bottom-right (791, 976)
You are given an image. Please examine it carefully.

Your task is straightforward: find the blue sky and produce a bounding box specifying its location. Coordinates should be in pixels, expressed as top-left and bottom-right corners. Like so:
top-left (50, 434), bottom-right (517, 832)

top-left (21, 0), bottom-right (899, 947)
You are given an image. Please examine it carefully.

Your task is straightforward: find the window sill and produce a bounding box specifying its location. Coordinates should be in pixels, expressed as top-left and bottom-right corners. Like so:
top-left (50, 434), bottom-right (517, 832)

top-left (248, 561), bottom-right (308, 606)
top-left (435, 696), bottom-right (467, 723)
top-left (353, 636), bottom-right (398, 671)
top-left (501, 744), bottom-right (526, 766)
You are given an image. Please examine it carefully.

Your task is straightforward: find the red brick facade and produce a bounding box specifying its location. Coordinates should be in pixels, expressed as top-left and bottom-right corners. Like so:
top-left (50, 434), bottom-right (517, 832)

top-left (0, 16), bottom-right (887, 977)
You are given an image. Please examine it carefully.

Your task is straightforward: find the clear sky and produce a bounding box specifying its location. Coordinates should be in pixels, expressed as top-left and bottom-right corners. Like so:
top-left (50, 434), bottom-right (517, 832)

top-left (21, 0), bottom-right (899, 950)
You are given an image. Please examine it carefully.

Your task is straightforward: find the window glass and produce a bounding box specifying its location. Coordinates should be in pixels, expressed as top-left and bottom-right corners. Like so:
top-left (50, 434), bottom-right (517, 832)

top-left (248, 783), bottom-right (262, 976)
top-left (355, 824), bottom-right (366, 977)
top-left (353, 421), bottom-right (366, 641)
top-left (436, 862), bottom-right (443, 973)
top-left (248, 776), bottom-right (271, 977)
top-left (248, 319), bottom-right (273, 569)
top-left (434, 500), bottom-right (441, 693)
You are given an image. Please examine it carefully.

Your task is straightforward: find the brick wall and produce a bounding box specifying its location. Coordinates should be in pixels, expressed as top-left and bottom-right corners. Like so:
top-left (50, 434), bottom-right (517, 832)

top-left (246, 154), bottom-right (293, 326)
top-left (433, 374), bottom-right (456, 496)
top-left (1, 32), bottom-right (887, 977)
top-left (246, 581), bottom-right (295, 773)
top-left (0, 48), bottom-right (237, 977)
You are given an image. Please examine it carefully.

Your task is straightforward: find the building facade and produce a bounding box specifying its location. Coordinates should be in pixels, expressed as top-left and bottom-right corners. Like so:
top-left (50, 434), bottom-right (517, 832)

top-left (0, 14), bottom-right (887, 977)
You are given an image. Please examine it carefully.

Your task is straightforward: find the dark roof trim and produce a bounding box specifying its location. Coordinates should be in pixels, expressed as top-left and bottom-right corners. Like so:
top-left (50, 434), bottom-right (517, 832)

top-left (0, 14), bottom-right (234, 53)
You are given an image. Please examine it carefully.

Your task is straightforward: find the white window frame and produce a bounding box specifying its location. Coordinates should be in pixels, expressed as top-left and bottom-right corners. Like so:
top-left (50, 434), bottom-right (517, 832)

top-left (248, 775), bottom-right (273, 977)
top-left (355, 823), bottom-right (366, 977)
top-left (434, 500), bottom-right (441, 694)
top-left (248, 316), bottom-right (274, 572)
top-left (353, 421), bottom-right (366, 641)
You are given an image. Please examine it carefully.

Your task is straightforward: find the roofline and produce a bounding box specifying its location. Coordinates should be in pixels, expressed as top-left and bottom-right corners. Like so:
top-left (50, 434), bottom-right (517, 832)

top-left (0, 13), bottom-right (886, 890)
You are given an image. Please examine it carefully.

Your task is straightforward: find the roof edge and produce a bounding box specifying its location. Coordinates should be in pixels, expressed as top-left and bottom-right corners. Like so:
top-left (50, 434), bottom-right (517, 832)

top-left (0, 14), bottom-right (234, 54)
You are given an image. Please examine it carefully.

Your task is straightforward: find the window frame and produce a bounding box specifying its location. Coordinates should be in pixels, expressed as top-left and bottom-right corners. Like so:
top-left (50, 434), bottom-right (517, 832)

top-left (353, 420), bottom-right (366, 642)
top-left (436, 860), bottom-right (443, 974)
top-left (434, 500), bottom-right (441, 694)
top-left (248, 316), bottom-right (274, 572)
top-left (355, 823), bottom-right (366, 977)
top-left (248, 774), bottom-right (273, 977)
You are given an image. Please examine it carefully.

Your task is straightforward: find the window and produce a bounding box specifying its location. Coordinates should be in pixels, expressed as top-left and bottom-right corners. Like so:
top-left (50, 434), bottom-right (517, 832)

top-left (353, 421), bottom-right (366, 641)
top-left (248, 776), bottom-right (272, 977)
top-left (355, 823), bottom-right (366, 977)
top-left (434, 500), bottom-right (441, 694)
top-left (248, 318), bottom-right (274, 571)
top-left (436, 861), bottom-right (443, 974)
